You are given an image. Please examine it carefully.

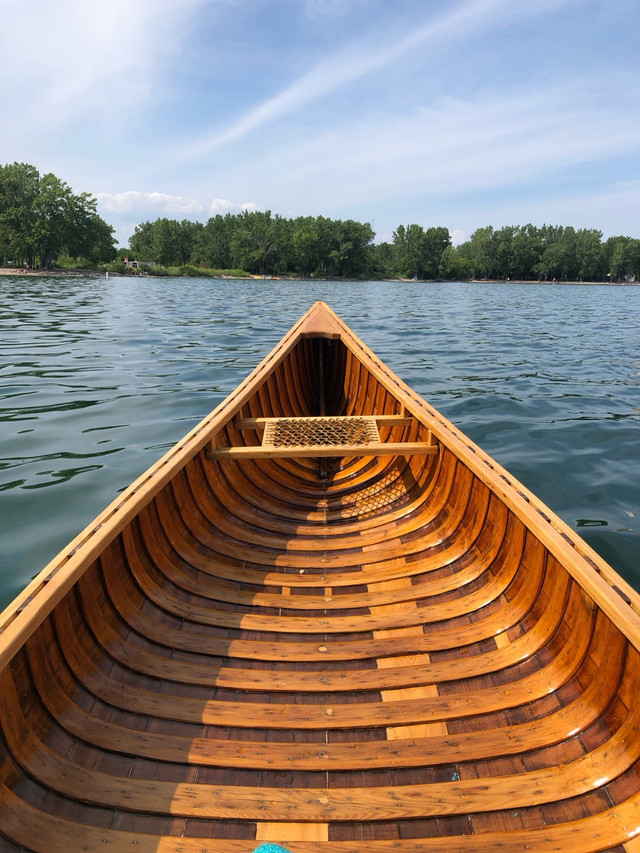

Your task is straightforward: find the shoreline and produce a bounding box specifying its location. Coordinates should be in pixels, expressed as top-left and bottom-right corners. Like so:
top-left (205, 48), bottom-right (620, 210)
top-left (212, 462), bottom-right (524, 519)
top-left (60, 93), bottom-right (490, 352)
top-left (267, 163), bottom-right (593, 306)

top-left (0, 268), bottom-right (635, 286)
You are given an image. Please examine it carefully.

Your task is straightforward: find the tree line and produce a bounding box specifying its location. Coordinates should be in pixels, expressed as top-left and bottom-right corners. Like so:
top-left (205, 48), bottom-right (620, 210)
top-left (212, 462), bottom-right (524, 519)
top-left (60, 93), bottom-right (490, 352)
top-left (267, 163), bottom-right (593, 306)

top-left (0, 162), bottom-right (116, 269)
top-left (129, 212), bottom-right (376, 278)
top-left (1, 163), bottom-right (638, 281)
top-left (130, 214), bottom-right (639, 282)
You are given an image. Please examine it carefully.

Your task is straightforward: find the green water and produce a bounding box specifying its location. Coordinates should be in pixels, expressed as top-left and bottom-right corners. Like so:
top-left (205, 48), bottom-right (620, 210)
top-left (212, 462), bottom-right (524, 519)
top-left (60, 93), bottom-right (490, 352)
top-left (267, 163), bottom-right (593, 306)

top-left (1, 276), bottom-right (638, 610)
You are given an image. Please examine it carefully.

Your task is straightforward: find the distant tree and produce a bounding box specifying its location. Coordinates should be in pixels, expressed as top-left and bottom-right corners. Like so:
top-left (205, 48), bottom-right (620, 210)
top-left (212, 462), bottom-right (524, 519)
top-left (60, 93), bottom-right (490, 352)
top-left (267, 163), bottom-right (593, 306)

top-left (0, 163), bottom-right (115, 267)
top-left (291, 215), bottom-right (328, 274)
top-left (466, 226), bottom-right (496, 279)
top-left (604, 236), bottom-right (640, 281)
top-left (129, 221), bottom-right (155, 261)
top-left (439, 245), bottom-right (471, 280)
top-left (153, 218), bottom-right (183, 267)
top-left (330, 219), bottom-right (375, 277)
top-left (422, 227), bottom-right (451, 279)
top-left (370, 241), bottom-right (396, 278)
top-left (121, 209), bottom-right (636, 284)
top-left (191, 214), bottom-right (234, 269)
top-left (0, 163), bottom-right (40, 266)
top-left (575, 229), bottom-right (604, 281)
top-left (230, 210), bottom-right (280, 275)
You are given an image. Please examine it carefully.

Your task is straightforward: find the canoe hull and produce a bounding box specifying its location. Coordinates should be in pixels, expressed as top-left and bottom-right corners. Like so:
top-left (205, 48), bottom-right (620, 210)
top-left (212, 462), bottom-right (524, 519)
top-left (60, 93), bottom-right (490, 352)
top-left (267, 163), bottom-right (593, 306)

top-left (1, 301), bottom-right (639, 852)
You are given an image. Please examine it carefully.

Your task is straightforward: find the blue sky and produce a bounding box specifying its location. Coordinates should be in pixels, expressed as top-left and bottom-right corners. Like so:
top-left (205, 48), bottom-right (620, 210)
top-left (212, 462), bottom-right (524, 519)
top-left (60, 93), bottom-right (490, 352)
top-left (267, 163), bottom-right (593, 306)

top-left (1, 0), bottom-right (638, 247)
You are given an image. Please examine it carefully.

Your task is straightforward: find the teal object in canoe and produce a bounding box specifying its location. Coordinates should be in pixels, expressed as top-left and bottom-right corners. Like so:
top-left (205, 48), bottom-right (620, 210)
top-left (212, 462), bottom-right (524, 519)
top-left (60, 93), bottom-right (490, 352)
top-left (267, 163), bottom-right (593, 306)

top-left (253, 845), bottom-right (291, 853)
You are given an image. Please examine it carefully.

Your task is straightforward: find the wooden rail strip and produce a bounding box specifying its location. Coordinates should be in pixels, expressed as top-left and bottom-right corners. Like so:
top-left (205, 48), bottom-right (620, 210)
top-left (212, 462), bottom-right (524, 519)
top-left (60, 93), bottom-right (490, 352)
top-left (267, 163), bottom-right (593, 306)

top-left (124, 512), bottom-right (512, 616)
top-left (199, 434), bottom-right (441, 520)
top-left (79, 522), bottom-right (529, 670)
top-left (118, 514), bottom-right (524, 637)
top-left (3, 664), bottom-right (640, 823)
top-left (148, 465), bottom-right (484, 577)
top-left (124, 496), bottom-right (518, 608)
top-left (193, 456), bottom-right (405, 535)
top-left (156, 462), bottom-right (466, 572)
top-left (206, 442), bottom-right (439, 460)
top-left (246, 442), bottom-right (431, 496)
top-left (100, 521), bottom-right (531, 640)
top-left (185, 457), bottom-right (444, 553)
top-left (102, 560), bottom-right (530, 665)
top-left (72, 568), bottom-right (585, 693)
top-left (203, 457), bottom-right (430, 528)
top-left (51, 602), bottom-right (610, 732)
top-left (178, 455), bottom-right (465, 555)
top-left (107, 525), bottom-right (534, 657)
top-left (1, 779), bottom-right (639, 853)
top-left (29, 628), bottom-right (626, 773)
top-left (156, 465), bottom-right (451, 565)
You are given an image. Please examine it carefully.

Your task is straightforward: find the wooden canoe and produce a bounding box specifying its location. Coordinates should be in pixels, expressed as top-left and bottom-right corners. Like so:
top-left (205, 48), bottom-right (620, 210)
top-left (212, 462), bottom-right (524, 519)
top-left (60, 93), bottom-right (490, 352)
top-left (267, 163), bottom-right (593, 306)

top-left (1, 300), bottom-right (639, 853)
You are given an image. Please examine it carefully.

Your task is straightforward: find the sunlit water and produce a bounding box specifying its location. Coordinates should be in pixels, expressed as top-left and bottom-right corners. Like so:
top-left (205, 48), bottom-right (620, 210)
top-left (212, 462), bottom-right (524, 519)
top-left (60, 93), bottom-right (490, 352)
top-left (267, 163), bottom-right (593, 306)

top-left (1, 275), bottom-right (638, 610)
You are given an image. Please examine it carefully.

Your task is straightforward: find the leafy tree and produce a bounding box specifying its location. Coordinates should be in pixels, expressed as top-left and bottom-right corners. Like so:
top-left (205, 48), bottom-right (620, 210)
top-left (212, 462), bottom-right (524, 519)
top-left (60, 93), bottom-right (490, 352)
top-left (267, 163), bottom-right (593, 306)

top-left (230, 210), bottom-right (280, 275)
top-left (604, 236), bottom-right (640, 281)
top-left (391, 224), bottom-right (450, 279)
top-left (439, 245), bottom-right (471, 280)
top-left (575, 229), bottom-right (603, 281)
top-left (0, 163), bottom-right (40, 266)
top-left (370, 241), bottom-right (396, 278)
top-left (0, 162), bottom-right (115, 267)
top-left (466, 226), bottom-right (496, 279)
top-left (422, 227), bottom-right (451, 279)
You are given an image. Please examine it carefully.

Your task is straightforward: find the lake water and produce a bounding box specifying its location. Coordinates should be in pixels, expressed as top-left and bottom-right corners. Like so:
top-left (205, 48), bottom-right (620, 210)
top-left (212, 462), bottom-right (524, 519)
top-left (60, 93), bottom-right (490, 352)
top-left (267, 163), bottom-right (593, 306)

top-left (1, 275), bottom-right (638, 610)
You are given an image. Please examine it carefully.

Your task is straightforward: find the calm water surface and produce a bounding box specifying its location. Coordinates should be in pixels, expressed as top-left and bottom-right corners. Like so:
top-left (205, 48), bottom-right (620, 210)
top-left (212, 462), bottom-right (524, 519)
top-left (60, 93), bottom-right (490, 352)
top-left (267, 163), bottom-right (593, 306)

top-left (1, 276), bottom-right (638, 609)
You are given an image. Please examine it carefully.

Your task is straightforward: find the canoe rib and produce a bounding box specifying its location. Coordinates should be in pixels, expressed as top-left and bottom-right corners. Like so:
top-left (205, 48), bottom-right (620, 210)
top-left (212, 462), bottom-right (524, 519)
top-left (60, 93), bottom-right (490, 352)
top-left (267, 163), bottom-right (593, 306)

top-left (1, 300), bottom-right (640, 851)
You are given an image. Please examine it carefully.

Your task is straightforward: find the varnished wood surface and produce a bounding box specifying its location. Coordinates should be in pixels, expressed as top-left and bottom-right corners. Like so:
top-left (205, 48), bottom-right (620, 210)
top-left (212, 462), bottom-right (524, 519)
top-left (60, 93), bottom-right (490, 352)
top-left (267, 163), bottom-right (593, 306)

top-left (1, 301), bottom-right (639, 852)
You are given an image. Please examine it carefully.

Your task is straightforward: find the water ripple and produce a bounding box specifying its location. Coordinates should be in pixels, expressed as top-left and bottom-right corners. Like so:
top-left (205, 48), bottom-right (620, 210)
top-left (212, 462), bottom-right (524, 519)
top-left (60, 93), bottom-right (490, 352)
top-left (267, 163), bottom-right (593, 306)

top-left (1, 276), bottom-right (638, 608)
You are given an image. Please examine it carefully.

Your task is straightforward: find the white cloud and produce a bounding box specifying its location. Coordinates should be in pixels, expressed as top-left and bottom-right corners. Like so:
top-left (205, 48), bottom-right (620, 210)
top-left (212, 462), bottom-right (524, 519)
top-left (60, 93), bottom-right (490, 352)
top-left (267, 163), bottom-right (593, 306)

top-left (96, 191), bottom-right (206, 216)
top-left (451, 230), bottom-right (468, 247)
top-left (209, 198), bottom-right (257, 215)
top-left (0, 0), bottom-right (205, 130)
top-left (95, 191), bottom-right (259, 247)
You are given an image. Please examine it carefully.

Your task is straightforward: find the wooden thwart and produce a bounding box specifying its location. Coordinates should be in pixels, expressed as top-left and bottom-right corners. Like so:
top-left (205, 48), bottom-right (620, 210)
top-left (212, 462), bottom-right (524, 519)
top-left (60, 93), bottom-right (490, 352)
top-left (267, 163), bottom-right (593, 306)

top-left (207, 414), bottom-right (438, 459)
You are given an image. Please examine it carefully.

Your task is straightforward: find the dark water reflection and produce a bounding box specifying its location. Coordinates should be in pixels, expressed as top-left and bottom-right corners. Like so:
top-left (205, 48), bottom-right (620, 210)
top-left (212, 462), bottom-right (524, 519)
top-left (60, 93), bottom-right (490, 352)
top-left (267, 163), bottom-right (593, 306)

top-left (1, 276), bottom-right (638, 609)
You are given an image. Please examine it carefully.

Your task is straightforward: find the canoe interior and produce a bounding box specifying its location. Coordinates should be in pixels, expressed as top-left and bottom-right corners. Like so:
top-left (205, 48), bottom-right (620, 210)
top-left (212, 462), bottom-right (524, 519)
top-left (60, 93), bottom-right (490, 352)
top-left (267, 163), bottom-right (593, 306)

top-left (1, 301), bottom-right (640, 852)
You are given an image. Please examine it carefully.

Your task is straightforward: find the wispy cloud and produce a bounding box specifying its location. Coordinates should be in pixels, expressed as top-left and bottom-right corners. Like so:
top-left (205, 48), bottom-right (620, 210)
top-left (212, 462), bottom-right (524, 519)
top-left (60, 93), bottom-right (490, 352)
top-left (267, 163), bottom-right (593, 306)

top-left (212, 76), bottom-right (640, 205)
top-left (0, 0), bottom-right (204, 132)
top-left (177, 0), bottom-right (587, 160)
top-left (97, 191), bottom-right (206, 216)
top-left (209, 198), bottom-right (257, 215)
top-left (96, 191), bottom-right (256, 220)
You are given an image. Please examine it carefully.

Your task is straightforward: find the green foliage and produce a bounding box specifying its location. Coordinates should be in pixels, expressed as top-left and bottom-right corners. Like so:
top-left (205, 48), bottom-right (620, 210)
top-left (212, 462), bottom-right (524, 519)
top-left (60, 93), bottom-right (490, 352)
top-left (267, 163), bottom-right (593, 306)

top-left (129, 211), bottom-right (376, 278)
top-left (392, 224), bottom-right (451, 279)
top-left (456, 224), bottom-right (619, 282)
top-left (124, 214), bottom-right (636, 282)
top-left (0, 162), bottom-right (116, 268)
